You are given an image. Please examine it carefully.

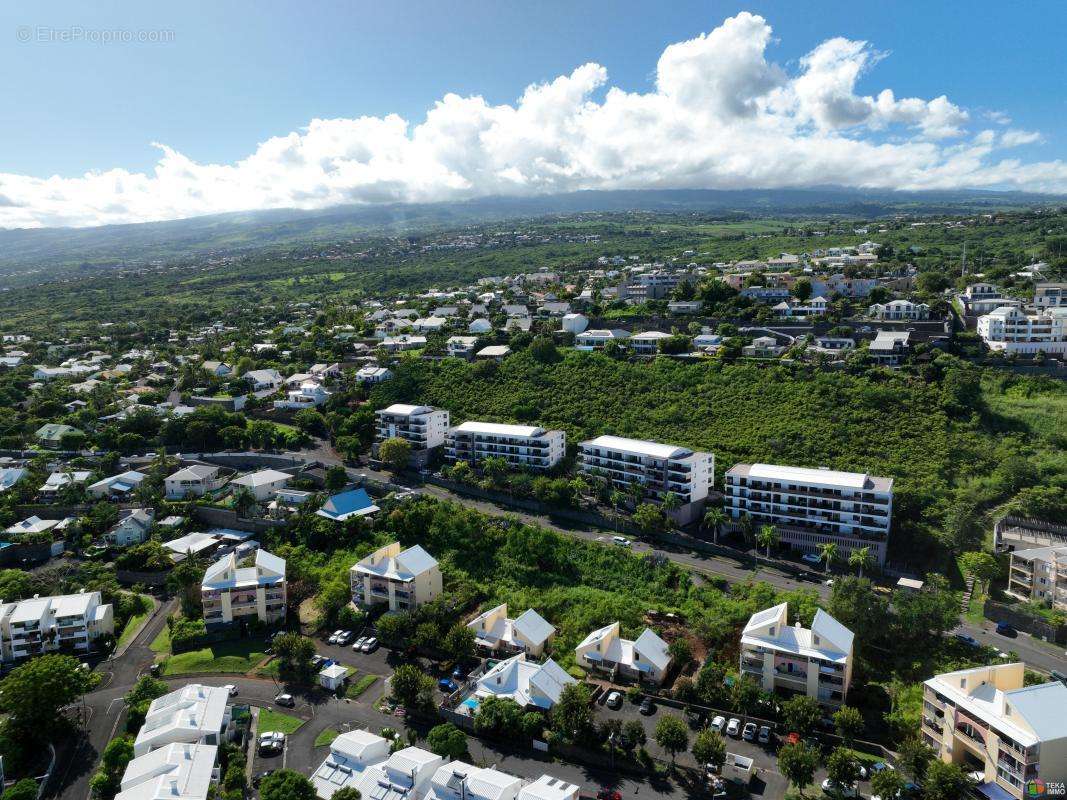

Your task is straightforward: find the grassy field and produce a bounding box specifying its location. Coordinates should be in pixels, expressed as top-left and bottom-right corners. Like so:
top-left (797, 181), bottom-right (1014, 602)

top-left (345, 674), bottom-right (378, 699)
top-left (314, 728), bottom-right (340, 747)
top-left (161, 640), bottom-right (268, 676)
top-left (258, 709), bottom-right (305, 735)
top-left (149, 625), bottom-right (171, 654)
top-left (116, 595), bottom-right (154, 648)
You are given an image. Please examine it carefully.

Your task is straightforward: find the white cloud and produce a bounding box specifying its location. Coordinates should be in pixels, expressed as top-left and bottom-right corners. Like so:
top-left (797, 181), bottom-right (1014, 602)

top-left (1, 11), bottom-right (1065, 229)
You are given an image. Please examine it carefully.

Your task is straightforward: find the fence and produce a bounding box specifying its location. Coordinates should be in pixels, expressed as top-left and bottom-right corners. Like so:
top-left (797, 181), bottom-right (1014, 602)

top-left (983, 599), bottom-right (1067, 645)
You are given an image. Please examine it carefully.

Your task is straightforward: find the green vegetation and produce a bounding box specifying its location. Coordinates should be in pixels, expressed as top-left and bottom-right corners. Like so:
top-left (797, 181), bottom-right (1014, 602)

top-left (115, 594), bottom-right (154, 648)
top-left (313, 728), bottom-right (340, 747)
top-left (160, 639), bottom-right (268, 676)
top-left (346, 674), bottom-right (379, 699)
top-left (257, 708), bottom-right (305, 736)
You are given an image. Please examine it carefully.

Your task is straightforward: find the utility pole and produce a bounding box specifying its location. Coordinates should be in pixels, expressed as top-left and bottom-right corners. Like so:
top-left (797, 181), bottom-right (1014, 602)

top-left (961, 240), bottom-right (968, 278)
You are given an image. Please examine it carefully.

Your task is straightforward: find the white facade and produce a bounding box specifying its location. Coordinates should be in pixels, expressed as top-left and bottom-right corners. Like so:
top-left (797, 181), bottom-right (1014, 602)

top-left (575, 622), bottom-right (672, 685)
top-left (0, 590), bottom-right (113, 662)
top-left (1006, 545), bottom-right (1067, 610)
top-left (467, 604), bottom-right (556, 657)
top-left (740, 603), bottom-right (853, 707)
top-left (133, 683), bottom-right (232, 756)
top-left (229, 469), bottom-right (291, 502)
top-left (1033, 282), bottom-right (1067, 310)
top-left (474, 653), bottom-right (576, 710)
top-left (867, 300), bottom-right (931, 320)
top-left (350, 542), bottom-right (442, 612)
top-left (629, 331), bottom-right (673, 355)
top-left (446, 421), bottom-right (565, 472)
top-left (88, 470), bottom-right (147, 499)
top-left (977, 306), bottom-right (1067, 356)
top-left (375, 404), bottom-right (450, 460)
top-left (311, 730), bottom-right (392, 799)
top-left (117, 743), bottom-right (219, 800)
top-left (575, 329), bottom-right (630, 349)
top-left (725, 463), bottom-right (894, 566)
top-left (165, 465), bottom-right (225, 499)
top-left (922, 663), bottom-right (1067, 799)
top-left (201, 550), bottom-right (286, 628)
top-left (561, 313), bottom-right (589, 334)
top-left (274, 380), bottom-right (330, 409)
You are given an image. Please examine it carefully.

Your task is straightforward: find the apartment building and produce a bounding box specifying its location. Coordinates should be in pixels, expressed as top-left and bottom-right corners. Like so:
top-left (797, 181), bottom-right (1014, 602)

top-left (165, 465), bottom-right (226, 499)
top-left (374, 403), bottom-right (450, 468)
top-left (578, 435), bottom-right (713, 525)
top-left (629, 331), bottom-right (674, 355)
top-left (574, 622), bottom-right (672, 685)
top-left (134, 683), bottom-right (233, 756)
top-left (922, 663), bottom-right (1067, 798)
top-left (575, 329), bottom-right (631, 350)
top-left (867, 299), bottom-right (931, 320)
top-left (201, 549), bottom-right (286, 629)
top-left (1033, 282), bottom-right (1067, 310)
top-left (0, 590), bottom-right (113, 662)
top-left (445, 421), bottom-right (565, 472)
top-left (725, 463), bottom-right (894, 566)
top-left (229, 468), bottom-right (291, 501)
top-left (116, 743), bottom-right (219, 800)
top-left (1006, 545), bottom-right (1067, 610)
top-left (740, 603), bottom-right (853, 707)
top-left (274, 380), bottom-right (330, 409)
top-left (977, 306), bottom-right (1067, 356)
top-left (467, 604), bottom-right (556, 657)
top-left (350, 542), bottom-right (442, 612)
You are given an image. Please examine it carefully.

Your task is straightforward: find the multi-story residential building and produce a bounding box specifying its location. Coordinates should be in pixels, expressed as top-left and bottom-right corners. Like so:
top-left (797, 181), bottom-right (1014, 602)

top-left (772, 297), bottom-right (829, 318)
top-left (445, 421), bottom-right (565, 472)
top-left (106, 508), bottom-right (154, 547)
top-left (229, 469), bottom-right (291, 501)
top-left (739, 603), bottom-right (853, 707)
top-left (474, 653), bottom-right (576, 710)
top-left (133, 683), bottom-right (233, 756)
top-left (1006, 545), bottom-right (1067, 610)
top-left (0, 590), bottom-right (113, 662)
top-left (868, 329), bottom-right (911, 366)
top-left (1033, 282), bottom-right (1067, 310)
top-left (867, 299), bottom-right (931, 320)
top-left (578, 435), bottom-right (713, 524)
top-left (274, 380), bottom-right (330, 409)
top-left (575, 329), bottom-right (631, 350)
top-left (201, 550), bottom-right (286, 629)
top-left (629, 331), bottom-right (673, 355)
top-left (575, 622), bottom-right (672, 685)
top-left (922, 663), bottom-right (1067, 798)
top-left (725, 463), bottom-right (894, 566)
top-left (977, 306), bottom-right (1067, 356)
top-left (37, 470), bottom-right (92, 502)
top-left (446, 336), bottom-right (479, 359)
top-left (467, 604), bottom-right (556, 657)
top-left (116, 743), bottom-right (219, 800)
top-left (165, 465), bottom-right (226, 499)
top-left (427, 763), bottom-right (524, 800)
top-left (350, 542), bottom-right (442, 612)
top-left (374, 403), bottom-right (450, 468)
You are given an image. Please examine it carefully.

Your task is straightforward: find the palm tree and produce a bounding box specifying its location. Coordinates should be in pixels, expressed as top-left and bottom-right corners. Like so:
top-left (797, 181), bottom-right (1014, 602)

top-left (820, 542), bottom-right (839, 574)
top-left (703, 508), bottom-right (727, 545)
top-left (848, 546), bottom-right (873, 578)
top-left (757, 524), bottom-right (778, 558)
top-left (661, 491), bottom-right (681, 517)
top-left (738, 513), bottom-right (756, 549)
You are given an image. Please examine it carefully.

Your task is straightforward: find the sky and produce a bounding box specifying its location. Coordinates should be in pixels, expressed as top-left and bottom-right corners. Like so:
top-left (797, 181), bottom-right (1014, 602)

top-left (1, 0), bottom-right (1066, 228)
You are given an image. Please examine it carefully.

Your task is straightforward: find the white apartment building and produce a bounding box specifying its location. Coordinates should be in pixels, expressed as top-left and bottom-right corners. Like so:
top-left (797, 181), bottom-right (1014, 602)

top-left (1033, 282), bottom-right (1067, 310)
top-left (922, 663), bottom-right (1067, 798)
top-left (426, 763), bottom-right (523, 800)
top-left (229, 469), bottom-right (291, 502)
top-left (867, 299), bottom-right (931, 320)
top-left (467, 604), bottom-right (556, 657)
top-left (445, 421), bottom-right (565, 472)
top-left (740, 603), bottom-right (853, 707)
top-left (575, 329), bottom-right (630, 350)
top-left (165, 465), bottom-right (226, 499)
top-left (374, 403), bottom-right (450, 467)
top-left (977, 306), bottom-right (1067, 356)
top-left (134, 683), bottom-right (233, 756)
top-left (350, 542), bottom-right (442, 612)
top-left (725, 463), bottom-right (894, 566)
top-left (1006, 545), bottom-right (1067, 610)
top-left (578, 435), bottom-right (713, 525)
top-left (116, 743), bottom-right (219, 800)
top-left (0, 590), bottom-right (113, 662)
top-left (201, 549), bottom-right (286, 628)
top-left (575, 622), bottom-right (672, 685)
top-left (629, 331), bottom-right (673, 355)
top-left (274, 380), bottom-right (330, 409)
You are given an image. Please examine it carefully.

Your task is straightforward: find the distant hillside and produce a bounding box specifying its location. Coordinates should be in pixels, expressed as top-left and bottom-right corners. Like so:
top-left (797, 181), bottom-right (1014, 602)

top-left (0, 187), bottom-right (1061, 280)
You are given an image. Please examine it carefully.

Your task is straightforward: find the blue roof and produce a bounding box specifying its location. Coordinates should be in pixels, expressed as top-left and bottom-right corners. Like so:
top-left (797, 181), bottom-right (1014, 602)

top-left (316, 488), bottom-right (379, 521)
top-left (976, 781), bottom-right (1015, 800)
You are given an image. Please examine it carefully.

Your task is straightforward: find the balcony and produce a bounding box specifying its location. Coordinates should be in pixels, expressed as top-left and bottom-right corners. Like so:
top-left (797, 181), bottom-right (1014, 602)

top-left (741, 657), bottom-right (764, 671)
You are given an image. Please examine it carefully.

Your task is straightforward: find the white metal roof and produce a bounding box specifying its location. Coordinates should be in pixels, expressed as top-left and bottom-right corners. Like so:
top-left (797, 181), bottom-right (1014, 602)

top-left (452, 421), bottom-right (545, 438)
top-left (580, 435), bottom-right (688, 460)
top-left (748, 463), bottom-right (869, 489)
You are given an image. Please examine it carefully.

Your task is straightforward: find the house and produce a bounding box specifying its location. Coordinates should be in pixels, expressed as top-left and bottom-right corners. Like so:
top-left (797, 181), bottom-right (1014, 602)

top-left (0, 467), bottom-right (26, 493)
top-left (316, 488), bottom-right (380, 522)
top-left (772, 297), bottom-right (829, 318)
top-left (381, 335), bottom-right (427, 352)
top-left (446, 422), bottom-right (565, 472)
top-left (560, 313), bottom-right (589, 334)
top-left (5, 515), bottom-right (69, 538)
top-left (243, 369), bottom-right (283, 391)
top-left (868, 330), bottom-right (911, 366)
top-left (1006, 544), bottom-right (1067, 610)
top-left (201, 361), bottom-right (232, 377)
top-left (503, 304), bottom-right (530, 318)
top-left (412, 316), bottom-right (449, 333)
top-left (467, 604), bottom-right (556, 657)
top-left (116, 743), bottom-right (218, 800)
top-left (574, 622), bottom-right (672, 685)
top-left (88, 470), bottom-right (147, 499)
top-left (319, 663), bottom-right (349, 692)
top-left (350, 747), bottom-right (444, 800)
top-left (374, 404), bottom-right (450, 468)
top-left (474, 654), bottom-right (575, 710)
top-left (1033, 282), bottom-right (1067, 310)
top-left (201, 549), bottom-right (287, 628)
top-left (133, 683), bottom-right (233, 756)
top-left (350, 542), bottom-right (441, 612)
top-left (629, 331), bottom-right (673, 355)
top-left (311, 729), bottom-right (392, 799)
top-left (37, 470), bottom-right (92, 502)
top-left (274, 380), bottom-right (330, 409)
top-left (446, 336), bottom-right (479, 358)
top-left (165, 465), bottom-right (226, 499)
top-left (107, 508), bottom-right (154, 547)
top-left (977, 306), bottom-right (1067, 356)
top-left (668, 300), bottom-right (704, 314)
top-left (426, 763), bottom-right (523, 800)
top-left (230, 469), bottom-right (291, 502)
top-left (164, 532), bottom-right (224, 563)
top-left (35, 423), bottom-right (80, 449)
top-left (922, 663), bottom-right (1067, 799)
top-left (538, 301), bottom-right (571, 317)
top-left (867, 300), bottom-right (930, 320)
top-left (575, 329), bottom-right (630, 350)
top-left (808, 337), bottom-right (854, 355)
top-left (0, 590), bottom-right (113, 662)
top-left (469, 318), bottom-right (493, 334)
top-left (355, 365), bottom-right (393, 384)
top-left (578, 435), bottom-right (713, 524)
top-left (725, 463), bottom-right (894, 566)
top-left (476, 344), bottom-right (511, 360)
top-left (518, 776), bottom-right (580, 800)
top-left (740, 603), bottom-right (853, 707)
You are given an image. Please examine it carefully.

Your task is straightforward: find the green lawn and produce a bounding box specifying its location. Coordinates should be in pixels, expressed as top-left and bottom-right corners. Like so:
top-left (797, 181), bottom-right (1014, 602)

top-left (117, 595), bottom-right (154, 648)
top-left (258, 708), bottom-right (305, 735)
top-left (161, 640), bottom-right (268, 676)
top-left (149, 625), bottom-right (171, 654)
top-left (345, 674), bottom-right (378, 699)
top-left (314, 728), bottom-right (340, 747)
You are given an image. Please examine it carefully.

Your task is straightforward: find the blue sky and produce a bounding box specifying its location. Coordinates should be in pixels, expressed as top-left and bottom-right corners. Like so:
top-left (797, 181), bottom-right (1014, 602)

top-left (2, 1), bottom-right (1065, 227)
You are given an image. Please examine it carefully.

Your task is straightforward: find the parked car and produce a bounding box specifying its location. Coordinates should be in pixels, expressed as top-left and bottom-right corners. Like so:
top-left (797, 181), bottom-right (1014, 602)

top-left (596, 791), bottom-right (622, 800)
top-left (870, 761), bottom-right (893, 774)
top-left (149, 663), bottom-right (161, 677)
top-left (726, 718), bottom-right (741, 737)
top-left (328, 629), bottom-right (344, 644)
top-left (336, 631), bottom-right (353, 646)
top-left (352, 636), bottom-right (368, 651)
top-left (953, 633), bottom-right (980, 647)
top-left (452, 666), bottom-right (468, 680)
top-left (361, 637), bottom-right (379, 653)
top-left (605, 690), bottom-right (623, 710)
top-left (274, 693), bottom-right (295, 707)
top-left (741, 722), bottom-right (756, 741)
top-left (821, 779), bottom-right (858, 798)
top-left (252, 770), bottom-right (275, 787)
top-left (612, 536), bottom-right (631, 547)
top-left (710, 715), bottom-right (726, 733)
top-left (801, 553), bottom-right (822, 566)
top-left (259, 731), bottom-right (285, 745)
top-left (857, 765), bottom-right (869, 780)
top-left (995, 622), bottom-right (1018, 638)
top-left (222, 684), bottom-right (238, 697)
top-left (757, 725), bottom-right (772, 744)
top-left (438, 678), bottom-right (458, 693)
top-left (639, 697), bottom-right (655, 715)
top-left (310, 654), bottom-right (326, 668)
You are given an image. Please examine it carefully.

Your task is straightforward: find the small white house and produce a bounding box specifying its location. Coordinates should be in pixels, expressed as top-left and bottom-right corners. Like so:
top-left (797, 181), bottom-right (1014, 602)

top-left (165, 465), bottom-right (225, 499)
top-left (319, 663), bottom-right (349, 692)
top-left (230, 469), bottom-right (292, 502)
top-left (243, 369), bottom-right (283, 391)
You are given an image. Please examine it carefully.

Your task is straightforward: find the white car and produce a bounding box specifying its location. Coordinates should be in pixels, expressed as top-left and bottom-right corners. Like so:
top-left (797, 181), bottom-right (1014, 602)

top-left (741, 722), bottom-right (756, 741)
top-left (222, 684), bottom-right (238, 696)
top-left (612, 536), bottom-right (631, 547)
top-left (821, 779), bottom-right (858, 798)
top-left (336, 631), bottom-right (353, 646)
top-left (259, 731), bottom-right (285, 744)
top-left (352, 636), bottom-right (368, 650)
top-left (725, 718), bottom-right (741, 737)
top-left (801, 553), bottom-right (821, 566)
top-left (361, 637), bottom-right (379, 653)
top-left (328, 629), bottom-right (344, 644)
top-left (710, 715), bottom-right (726, 733)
